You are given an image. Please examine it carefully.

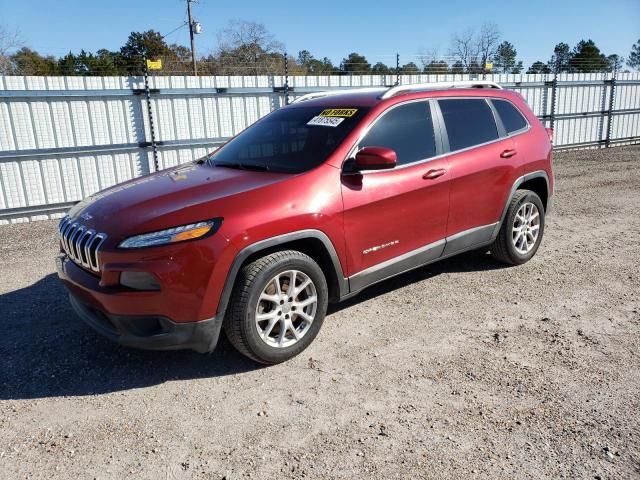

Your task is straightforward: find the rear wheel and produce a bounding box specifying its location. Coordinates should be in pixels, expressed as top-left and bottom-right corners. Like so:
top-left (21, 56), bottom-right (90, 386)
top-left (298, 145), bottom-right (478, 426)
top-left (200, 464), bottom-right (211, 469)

top-left (491, 189), bottom-right (545, 265)
top-left (224, 250), bottom-right (328, 364)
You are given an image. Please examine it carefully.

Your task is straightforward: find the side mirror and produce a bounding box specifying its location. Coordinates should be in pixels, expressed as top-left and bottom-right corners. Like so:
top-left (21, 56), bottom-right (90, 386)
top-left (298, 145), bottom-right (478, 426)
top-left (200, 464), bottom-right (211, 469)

top-left (354, 146), bottom-right (397, 171)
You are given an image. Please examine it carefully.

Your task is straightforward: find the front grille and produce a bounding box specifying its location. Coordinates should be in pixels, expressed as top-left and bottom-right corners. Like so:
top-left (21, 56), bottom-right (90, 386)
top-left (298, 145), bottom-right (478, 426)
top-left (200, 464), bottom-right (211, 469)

top-left (58, 216), bottom-right (107, 273)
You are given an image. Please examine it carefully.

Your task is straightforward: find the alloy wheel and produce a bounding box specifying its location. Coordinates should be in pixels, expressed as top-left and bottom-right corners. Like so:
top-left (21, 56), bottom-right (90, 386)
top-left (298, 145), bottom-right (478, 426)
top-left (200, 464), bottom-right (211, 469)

top-left (255, 270), bottom-right (318, 348)
top-left (512, 201), bottom-right (541, 255)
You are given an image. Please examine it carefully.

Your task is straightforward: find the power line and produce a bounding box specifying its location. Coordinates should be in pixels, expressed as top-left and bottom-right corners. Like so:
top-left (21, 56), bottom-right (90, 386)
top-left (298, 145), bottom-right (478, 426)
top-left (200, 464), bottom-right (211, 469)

top-left (161, 22), bottom-right (188, 40)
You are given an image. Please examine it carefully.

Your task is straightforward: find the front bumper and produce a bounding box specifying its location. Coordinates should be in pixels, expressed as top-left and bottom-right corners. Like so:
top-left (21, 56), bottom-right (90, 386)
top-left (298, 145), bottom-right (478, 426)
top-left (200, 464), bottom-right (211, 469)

top-left (57, 254), bottom-right (223, 353)
top-left (68, 294), bottom-right (220, 353)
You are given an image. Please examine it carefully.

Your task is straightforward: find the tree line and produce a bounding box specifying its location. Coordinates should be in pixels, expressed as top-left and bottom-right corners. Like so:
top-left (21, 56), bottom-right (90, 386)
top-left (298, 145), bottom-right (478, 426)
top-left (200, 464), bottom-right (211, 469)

top-left (1, 21), bottom-right (638, 76)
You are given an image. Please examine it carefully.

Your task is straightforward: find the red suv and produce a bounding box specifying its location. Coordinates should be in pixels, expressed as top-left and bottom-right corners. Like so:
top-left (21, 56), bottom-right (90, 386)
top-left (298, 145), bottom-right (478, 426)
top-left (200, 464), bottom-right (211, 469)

top-left (56, 81), bottom-right (553, 364)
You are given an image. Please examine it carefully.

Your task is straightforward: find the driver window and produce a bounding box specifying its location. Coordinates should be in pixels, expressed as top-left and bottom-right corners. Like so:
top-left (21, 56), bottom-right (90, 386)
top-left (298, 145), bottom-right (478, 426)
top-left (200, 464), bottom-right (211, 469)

top-left (359, 101), bottom-right (437, 166)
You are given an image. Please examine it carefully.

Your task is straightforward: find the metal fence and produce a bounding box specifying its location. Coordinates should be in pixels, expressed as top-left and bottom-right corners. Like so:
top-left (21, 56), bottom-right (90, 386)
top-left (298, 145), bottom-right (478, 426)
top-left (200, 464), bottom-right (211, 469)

top-left (1, 72), bottom-right (639, 223)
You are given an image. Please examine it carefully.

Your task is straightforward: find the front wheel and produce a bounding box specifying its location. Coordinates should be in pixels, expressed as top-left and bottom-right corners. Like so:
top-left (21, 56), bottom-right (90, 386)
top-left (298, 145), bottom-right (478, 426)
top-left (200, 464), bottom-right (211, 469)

top-left (490, 189), bottom-right (545, 265)
top-left (223, 250), bottom-right (328, 364)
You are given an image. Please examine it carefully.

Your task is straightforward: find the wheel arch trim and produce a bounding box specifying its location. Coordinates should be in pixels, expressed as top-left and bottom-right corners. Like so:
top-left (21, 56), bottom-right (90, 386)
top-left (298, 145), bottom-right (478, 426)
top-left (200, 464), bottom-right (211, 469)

top-left (492, 170), bottom-right (550, 240)
top-left (215, 230), bottom-right (348, 319)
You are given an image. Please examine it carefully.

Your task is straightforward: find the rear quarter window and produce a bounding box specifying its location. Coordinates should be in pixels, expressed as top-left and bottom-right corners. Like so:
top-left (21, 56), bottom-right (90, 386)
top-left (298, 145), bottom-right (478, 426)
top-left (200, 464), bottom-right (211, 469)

top-left (492, 99), bottom-right (528, 134)
top-left (438, 99), bottom-right (499, 152)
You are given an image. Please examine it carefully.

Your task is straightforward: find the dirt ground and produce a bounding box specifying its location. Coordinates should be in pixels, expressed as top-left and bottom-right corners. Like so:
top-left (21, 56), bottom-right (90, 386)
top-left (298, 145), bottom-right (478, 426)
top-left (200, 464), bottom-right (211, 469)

top-left (1, 146), bottom-right (639, 480)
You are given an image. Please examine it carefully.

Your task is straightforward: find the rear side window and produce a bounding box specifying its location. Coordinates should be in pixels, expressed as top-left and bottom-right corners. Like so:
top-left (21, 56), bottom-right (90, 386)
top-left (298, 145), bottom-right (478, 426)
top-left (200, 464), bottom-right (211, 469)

top-left (359, 101), bottom-right (436, 166)
top-left (492, 99), bottom-right (528, 134)
top-left (438, 99), bottom-right (499, 152)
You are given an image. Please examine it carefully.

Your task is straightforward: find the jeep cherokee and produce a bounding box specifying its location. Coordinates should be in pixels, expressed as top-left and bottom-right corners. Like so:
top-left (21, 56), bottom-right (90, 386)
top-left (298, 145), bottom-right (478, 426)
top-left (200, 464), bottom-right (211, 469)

top-left (56, 81), bottom-right (554, 364)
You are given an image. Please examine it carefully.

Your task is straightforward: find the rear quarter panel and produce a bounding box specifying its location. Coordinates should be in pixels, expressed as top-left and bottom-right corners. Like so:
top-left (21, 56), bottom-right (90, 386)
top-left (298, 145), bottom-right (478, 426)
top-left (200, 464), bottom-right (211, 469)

top-left (512, 95), bottom-right (554, 194)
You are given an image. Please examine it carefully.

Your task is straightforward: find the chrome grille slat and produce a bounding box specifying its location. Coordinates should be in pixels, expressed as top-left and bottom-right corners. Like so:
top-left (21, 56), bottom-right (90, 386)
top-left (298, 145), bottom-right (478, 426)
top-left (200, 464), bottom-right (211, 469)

top-left (62, 222), bottom-right (75, 254)
top-left (89, 234), bottom-right (106, 271)
top-left (70, 226), bottom-right (85, 259)
top-left (57, 216), bottom-right (107, 273)
top-left (64, 222), bottom-right (78, 254)
top-left (58, 217), bottom-right (67, 234)
top-left (79, 229), bottom-right (93, 267)
top-left (59, 217), bottom-right (71, 240)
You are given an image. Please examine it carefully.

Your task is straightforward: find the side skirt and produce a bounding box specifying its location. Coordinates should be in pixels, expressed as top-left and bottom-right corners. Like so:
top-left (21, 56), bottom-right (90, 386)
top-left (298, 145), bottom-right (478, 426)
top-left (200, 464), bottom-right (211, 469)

top-left (442, 222), bottom-right (498, 257)
top-left (348, 239), bottom-right (445, 293)
top-left (344, 222), bottom-right (498, 299)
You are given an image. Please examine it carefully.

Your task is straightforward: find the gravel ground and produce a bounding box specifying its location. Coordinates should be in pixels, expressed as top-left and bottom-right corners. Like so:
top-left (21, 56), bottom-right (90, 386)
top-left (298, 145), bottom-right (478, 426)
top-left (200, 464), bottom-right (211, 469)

top-left (1, 146), bottom-right (639, 480)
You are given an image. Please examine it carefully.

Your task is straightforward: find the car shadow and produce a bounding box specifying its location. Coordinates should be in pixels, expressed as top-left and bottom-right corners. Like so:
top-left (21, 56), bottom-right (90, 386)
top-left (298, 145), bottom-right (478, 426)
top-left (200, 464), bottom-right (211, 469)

top-left (1, 250), bottom-right (505, 400)
top-left (0, 274), bottom-right (262, 400)
top-left (329, 249), bottom-right (507, 314)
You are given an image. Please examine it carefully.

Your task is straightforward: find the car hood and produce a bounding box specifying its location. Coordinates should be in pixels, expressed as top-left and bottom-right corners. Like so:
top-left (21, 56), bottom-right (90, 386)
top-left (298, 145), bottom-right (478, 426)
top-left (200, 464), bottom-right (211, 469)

top-left (67, 163), bottom-right (291, 242)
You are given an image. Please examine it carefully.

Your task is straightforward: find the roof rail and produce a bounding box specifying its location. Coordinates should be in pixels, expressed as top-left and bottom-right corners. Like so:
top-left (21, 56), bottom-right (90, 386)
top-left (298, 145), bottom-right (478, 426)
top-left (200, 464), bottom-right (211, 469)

top-left (291, 87), bottom-right (386, 104)
top-left (380, 81), bottom-right (502, 99)
top-left (289, 81), bottom-right (502, 104)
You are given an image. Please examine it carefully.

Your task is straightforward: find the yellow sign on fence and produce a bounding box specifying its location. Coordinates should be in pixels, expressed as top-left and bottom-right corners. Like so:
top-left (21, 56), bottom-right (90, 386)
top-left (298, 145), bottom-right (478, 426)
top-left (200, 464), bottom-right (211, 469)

top-left (146, 59), bottom-right (163, 70)
top-left (485, 62), bottom-right (494, 71)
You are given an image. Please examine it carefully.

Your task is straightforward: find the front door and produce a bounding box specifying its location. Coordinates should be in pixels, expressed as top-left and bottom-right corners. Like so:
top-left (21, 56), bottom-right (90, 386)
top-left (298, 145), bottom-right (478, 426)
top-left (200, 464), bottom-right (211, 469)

top-left (341, 100), bottom-right (450, 289)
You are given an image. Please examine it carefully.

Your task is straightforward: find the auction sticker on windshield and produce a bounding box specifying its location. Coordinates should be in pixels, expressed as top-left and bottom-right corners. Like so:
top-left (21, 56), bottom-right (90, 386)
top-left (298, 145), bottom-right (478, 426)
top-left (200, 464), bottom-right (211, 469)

top-left (307, 116), bottom-right (346, 127)
top-left (307, 108), bottom-right (359, 127)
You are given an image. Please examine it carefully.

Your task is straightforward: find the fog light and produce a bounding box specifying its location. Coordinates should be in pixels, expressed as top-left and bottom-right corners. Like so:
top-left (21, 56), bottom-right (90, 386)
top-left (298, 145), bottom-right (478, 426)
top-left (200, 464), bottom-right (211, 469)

top-left (120, 271), bottom-right (161, 291)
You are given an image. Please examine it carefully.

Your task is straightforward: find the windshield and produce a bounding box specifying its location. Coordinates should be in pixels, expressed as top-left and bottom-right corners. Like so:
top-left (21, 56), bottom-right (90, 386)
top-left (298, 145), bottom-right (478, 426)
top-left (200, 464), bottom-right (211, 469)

top-left (207, 106), bottom-right (370, 173)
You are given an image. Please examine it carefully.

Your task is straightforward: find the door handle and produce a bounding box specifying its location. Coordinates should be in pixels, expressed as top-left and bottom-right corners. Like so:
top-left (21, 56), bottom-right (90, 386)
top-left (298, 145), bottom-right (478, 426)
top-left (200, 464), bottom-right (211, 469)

top-left (423, 168), bottom-right (446, 180)
top-left (500, 149), bottom-right (517, 158)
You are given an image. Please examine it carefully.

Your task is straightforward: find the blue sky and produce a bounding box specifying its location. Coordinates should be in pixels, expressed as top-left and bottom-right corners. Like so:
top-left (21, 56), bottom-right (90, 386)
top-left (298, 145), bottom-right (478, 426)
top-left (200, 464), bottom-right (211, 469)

top-left (1, 0), bottom-right (638, 67)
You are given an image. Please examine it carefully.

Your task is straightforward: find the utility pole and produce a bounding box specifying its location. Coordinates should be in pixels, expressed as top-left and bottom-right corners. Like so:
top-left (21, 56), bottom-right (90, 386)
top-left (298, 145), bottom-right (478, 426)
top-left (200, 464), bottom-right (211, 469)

top-left (187, 0), bottom-right (197, 76)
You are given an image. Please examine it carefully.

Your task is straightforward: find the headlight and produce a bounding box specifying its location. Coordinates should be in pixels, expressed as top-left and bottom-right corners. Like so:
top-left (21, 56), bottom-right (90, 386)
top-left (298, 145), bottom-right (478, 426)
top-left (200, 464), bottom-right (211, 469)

top-left (119, 219), bottom-right (222, 249)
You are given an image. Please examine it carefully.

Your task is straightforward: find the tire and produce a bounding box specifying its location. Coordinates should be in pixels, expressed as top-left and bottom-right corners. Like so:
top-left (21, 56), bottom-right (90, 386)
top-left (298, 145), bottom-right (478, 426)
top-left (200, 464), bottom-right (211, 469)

top-left (491, 189), bottom-right (545, 265)
top-left (223, 250), bottom-right (328, 364)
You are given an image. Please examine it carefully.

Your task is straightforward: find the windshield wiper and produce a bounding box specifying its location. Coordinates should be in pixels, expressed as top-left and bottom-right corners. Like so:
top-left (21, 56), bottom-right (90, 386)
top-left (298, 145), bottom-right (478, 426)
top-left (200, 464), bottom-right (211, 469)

top-left (216, 162), bottom-right (270, 172)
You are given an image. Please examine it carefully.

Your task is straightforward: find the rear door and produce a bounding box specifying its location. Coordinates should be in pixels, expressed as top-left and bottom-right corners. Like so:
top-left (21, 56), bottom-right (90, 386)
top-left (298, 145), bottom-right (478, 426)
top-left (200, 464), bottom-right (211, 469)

top-left (341, 100), bottom-right (450, 285)
top-left (436, 97), bottom-right (524, 252)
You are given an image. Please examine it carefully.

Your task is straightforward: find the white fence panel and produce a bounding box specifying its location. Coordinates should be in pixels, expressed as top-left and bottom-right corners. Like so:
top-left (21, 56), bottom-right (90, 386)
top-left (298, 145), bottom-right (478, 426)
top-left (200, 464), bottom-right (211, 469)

top-left (1, 73), bottom-right (639, 223)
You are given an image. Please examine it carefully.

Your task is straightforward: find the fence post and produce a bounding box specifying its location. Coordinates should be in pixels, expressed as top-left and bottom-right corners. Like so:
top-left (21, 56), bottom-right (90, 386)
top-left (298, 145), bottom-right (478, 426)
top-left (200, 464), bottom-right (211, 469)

top-left (605, 63), bottom-right (618, 148)
top-left (598, 73), bottom-right (609, 147)
top-left (142, 56), bottom-right (159, 172)
top-left (549, 63), bottom-right (559, 133)
top-left (541, 75), bottom-right (549, 126)
top-left (284, 51), bottom-right (290, 106)
top-left (395, 53), bottom-right (400, 86)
